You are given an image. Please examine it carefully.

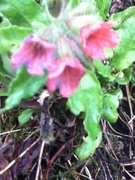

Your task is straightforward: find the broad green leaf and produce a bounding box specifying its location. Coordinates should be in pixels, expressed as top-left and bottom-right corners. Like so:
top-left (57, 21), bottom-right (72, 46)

top-left (1, 66), bottom-right (47, 111)
top-left (94, 60), bottom-right (115, 82)
top-left (18, 109), bottom-right (33, 125)
top-left (95, 0), bottom-right (111, 19)
top-left (1, 54), bottom-right (14, 76)
top-left (0, 57), bottom-right (11, 85)
top-left (115, 68), bottom-right (132, 85)
top-left (67, 71), bottom-right (103, 160)
top-left (109, 88), bottom-right (123, 99)
top-left (102, 89), bottom-right (122, 123)
top-left (4, 0), bottom-right (48, 25)
top-left (111, 17), bottom-right (135, 70)
top-left (76, 131), bottom-right (102, 160)
top-left (109, 6), bottom-right (135, 29)
top-left (0, 25), bottom-right (32, 53)
top-left (0, 12), bottom-right (11, 27)
top-left (0, 0), bottom-right (29, 26)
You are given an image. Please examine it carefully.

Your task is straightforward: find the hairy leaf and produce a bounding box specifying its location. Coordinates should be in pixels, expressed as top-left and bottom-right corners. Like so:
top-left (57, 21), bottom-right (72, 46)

top-left (1, 67), bottom-right (47, 111)
top-left (1, 54), bottom-right (14, 76)
top-left (94, 60), bottom-right (115, 82)
top-left (109, 6), bottom-right (135, 29)
top-left (111, 10), bottom-right (135, 70)
top-left (0, 12), bottom-right (11, 27)
top-left (0, 0), bottom-right (29, 26)
top-left (0, 57), bottom-right (11, 86)
top-left (0, 25), bottom-right (31, 53)
top-left (102, 89), bottom-right (122, 123)
top-left (67, 70), bottom-right (103, 160)
top-left (4, 0), bottom-right (48, 25)
top-left (115, 68), bottom-right (132, 85)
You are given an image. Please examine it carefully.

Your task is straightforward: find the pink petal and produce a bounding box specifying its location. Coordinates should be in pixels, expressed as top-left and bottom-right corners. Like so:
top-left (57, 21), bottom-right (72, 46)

top-left (60, 67), bottom-right (84, 97)
top-left (11, 35), bottom-right (55, 76)
top-left (80, 22), bottom-right (119, 60)
top-left (47, 56), bottom-right (85, 97)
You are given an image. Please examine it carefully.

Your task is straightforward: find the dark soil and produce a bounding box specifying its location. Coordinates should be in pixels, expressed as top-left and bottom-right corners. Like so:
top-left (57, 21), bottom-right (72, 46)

top-left (0, 0), bottom-right (135, 180)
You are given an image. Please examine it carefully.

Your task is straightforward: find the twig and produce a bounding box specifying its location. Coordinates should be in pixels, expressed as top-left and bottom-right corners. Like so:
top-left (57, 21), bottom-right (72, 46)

top-left (76, 159), bottom-right (91, 180)
top-left (0, 138), bottom-right (40, 175)
top-left (43, 137), bottom-right (74, 180)
top-left (126, 85), bottom-right (133, 118)
top-left (123, 166), bottom-right (135, 180)
top-left (108, 122), bottom-right (134, 138)
top-left (84, 166), bottom-right (93, 180)
top-left (128, 115), bottom-right (135, 124)
top-left (35, 140), bottom-right (45, 180)
top-left (0, 129), bottom-right (21, 136)
top-left (43, 143), bottom-right (66, 180)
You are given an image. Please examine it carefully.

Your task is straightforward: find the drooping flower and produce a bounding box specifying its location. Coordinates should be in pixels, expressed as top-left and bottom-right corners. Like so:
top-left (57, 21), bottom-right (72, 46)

top-left (11, 35), bottom-right (55, 76)
top-left (80, 22), bottom-right (119, 60)
top-left (46, 55), bottom-right (85, 97)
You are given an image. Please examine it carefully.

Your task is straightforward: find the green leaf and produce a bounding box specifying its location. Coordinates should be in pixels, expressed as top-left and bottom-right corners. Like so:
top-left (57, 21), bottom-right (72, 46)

top-left (111, 11), bottom-right (135, 70)
top-left (109, 6), bottom-right (135, 29)
top-left (115, 68), bottom-right (132, 85)
top-left (94, 60), bottom-right (115, 82)
top-left (4, 0), bottom-right (48, 25)
top-left (0, 12), bottom-right (11, 27)
top-left (95, 0), bottom-right (111, 19)
top-left (0, 57), bottom-right (11, 86)
top-left (1, 66), bottom-right (47, 111)
top-left (18, 109), bottom-right (33, 125)
top-left (1, 54), bottom-right (15, 76)
top-left (0, 0), bottom-right (29, 26)
top-left (0, 25), bottom-right (32, 53)
top-left (67, 70), bottom-right (103, 160)
top-left (102, 89), bottom-right (122, 123)
top-left (76, 131), bottom-right (102, 160)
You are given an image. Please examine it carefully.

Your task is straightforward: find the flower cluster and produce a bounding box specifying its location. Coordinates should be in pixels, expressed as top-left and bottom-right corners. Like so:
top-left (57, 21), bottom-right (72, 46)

top-left (11, 22), bottom-right (119, 97)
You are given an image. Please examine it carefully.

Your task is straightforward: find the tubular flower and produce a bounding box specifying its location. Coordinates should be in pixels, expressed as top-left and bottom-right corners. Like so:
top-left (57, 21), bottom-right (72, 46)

top-left (80, 22), bottom-right (119, 60)
top-left (46, 55), bottom-right (85, 97)
top-left (11, 35), bottom-right (55, 76)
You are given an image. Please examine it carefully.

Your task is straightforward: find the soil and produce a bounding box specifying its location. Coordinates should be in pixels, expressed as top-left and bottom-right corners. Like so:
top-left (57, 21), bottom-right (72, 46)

top-left (0, 0), bottom-right (135, 180)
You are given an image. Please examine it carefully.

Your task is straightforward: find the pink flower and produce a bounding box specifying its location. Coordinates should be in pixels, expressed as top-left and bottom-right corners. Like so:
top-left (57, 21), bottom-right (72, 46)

top-left (46, 56), bottom-right (85, 97)
top-left (11, 35), bottom-right (55, 76)
top-left (80, 22), bottom-right (119, 60)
